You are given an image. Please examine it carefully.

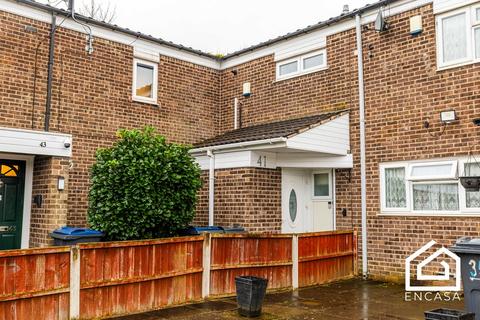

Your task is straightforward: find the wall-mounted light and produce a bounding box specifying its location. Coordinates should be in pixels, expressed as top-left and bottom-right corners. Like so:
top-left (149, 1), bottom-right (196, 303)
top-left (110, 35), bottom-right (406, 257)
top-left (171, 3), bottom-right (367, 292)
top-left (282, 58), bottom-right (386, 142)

top-left (424, 110), bottom-right (458, 138)
top-left (242, 82), bottom-right (251, 97)
top-left (58, 176), bottom-right (65, 191)
top-left (440, 110), bottom-right (457, 124)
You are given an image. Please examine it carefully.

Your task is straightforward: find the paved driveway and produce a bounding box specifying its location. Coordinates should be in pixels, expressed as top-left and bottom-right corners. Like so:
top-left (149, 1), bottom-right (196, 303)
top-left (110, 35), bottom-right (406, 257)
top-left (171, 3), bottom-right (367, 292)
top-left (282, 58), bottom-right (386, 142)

top-left (112, 279), bottom-right (465, 319)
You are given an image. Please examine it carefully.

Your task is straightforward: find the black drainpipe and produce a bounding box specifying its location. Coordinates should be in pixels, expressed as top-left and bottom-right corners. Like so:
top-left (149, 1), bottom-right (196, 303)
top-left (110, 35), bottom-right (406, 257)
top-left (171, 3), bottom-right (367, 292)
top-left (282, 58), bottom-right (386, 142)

top-left (44, 13), bottom-right (56, 132)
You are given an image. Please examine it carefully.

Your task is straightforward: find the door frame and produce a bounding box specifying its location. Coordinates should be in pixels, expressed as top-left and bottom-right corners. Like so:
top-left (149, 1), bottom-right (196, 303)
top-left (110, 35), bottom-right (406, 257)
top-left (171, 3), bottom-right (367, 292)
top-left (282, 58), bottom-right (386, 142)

top-left (0, 153), bottom-right (34, 249)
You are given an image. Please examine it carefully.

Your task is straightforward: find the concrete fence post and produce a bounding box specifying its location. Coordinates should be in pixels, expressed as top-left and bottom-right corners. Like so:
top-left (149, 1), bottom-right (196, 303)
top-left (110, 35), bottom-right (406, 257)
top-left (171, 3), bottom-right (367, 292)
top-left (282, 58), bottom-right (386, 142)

top-left (292, 234), bottom-right (299, 290)
top-left (202, 233), bottom-right (211, 298)
top-left (70, 245), bottom-right (81, 320)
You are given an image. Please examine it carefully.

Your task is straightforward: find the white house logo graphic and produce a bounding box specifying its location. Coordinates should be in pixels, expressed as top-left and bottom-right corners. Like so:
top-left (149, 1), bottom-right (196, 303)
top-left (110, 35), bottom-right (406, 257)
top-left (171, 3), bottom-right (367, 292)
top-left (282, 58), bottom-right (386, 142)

top-left (405, 240), bottom-right (461, 292)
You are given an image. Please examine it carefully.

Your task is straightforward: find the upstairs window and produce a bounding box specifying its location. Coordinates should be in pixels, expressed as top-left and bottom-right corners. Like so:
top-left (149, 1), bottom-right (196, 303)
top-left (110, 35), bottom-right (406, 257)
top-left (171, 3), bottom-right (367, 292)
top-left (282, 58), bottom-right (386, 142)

top-left (132, 58), bottom-right (158, 105)
top-left (276, 49), bottom-right (327, 80)
top-left (436, 4), bottom-right (480, 69)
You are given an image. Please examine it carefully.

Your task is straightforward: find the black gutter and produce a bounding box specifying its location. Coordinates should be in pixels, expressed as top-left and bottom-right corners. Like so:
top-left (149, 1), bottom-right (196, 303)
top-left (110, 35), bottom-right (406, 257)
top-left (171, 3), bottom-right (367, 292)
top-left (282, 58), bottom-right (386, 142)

top-left (44, 12), bottom-right (56, 132)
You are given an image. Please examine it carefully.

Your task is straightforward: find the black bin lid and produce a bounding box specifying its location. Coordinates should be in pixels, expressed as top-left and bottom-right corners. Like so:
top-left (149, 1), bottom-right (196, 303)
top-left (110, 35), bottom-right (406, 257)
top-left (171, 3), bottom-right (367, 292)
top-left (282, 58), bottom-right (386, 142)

top-left (450, 237), bottom-right (480, 254)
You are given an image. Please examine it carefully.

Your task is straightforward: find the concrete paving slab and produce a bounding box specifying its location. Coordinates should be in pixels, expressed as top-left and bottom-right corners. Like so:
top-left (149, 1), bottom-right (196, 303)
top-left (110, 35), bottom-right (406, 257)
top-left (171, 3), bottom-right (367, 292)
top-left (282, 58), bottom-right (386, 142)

top-left (112, 278), bottom-right (465, 320)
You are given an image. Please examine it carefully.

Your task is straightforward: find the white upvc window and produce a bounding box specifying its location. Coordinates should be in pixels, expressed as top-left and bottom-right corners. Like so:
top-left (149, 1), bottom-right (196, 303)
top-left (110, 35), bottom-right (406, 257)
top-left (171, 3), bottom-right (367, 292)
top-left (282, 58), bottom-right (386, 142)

top-left (380, 158), bottom-right (480, 215)
top-left (276, 49), bottom-right (327, 80)
top-left (436, 4), bottom-right (480, 69)
top-left (132, 58), bottom-right (158, 105)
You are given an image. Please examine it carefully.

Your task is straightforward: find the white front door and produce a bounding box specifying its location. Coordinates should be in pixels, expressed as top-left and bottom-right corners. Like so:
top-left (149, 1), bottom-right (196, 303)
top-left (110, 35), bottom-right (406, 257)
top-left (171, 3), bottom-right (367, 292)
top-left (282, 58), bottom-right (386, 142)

top-left (311, 170), bottom-right (334, 231)
top-left (281, 169), bottom-right (308, 233)
top-left (282, 168), bottom-right (335, 233)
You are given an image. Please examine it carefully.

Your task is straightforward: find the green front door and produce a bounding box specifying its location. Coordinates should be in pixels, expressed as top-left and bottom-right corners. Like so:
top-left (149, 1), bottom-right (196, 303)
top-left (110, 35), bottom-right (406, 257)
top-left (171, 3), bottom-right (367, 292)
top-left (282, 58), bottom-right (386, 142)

top-left (0, 160), bottom-right (25, 250)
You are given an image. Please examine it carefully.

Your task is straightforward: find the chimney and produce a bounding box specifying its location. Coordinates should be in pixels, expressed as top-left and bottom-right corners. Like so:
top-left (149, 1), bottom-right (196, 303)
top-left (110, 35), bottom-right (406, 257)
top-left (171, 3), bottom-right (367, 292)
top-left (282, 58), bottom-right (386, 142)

top-left (342, 4), bottom-right (349, 14)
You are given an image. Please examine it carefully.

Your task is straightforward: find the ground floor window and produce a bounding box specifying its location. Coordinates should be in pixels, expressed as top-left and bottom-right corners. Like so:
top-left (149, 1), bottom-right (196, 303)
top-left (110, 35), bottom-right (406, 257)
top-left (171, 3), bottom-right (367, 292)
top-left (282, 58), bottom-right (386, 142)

top-left (380, 159), bottom-right (480, 215)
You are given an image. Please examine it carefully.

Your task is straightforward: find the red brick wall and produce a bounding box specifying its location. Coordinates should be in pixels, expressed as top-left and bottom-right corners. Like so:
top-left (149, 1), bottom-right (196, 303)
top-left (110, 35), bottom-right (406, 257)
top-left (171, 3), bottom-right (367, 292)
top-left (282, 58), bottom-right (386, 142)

top-left (0, 10), bottom-right (220, 234)
top-left (194, 168), bottom-right (281, 232)
top-left (215, 3), bottom-right (480, 281)
top-left (30, 156), bottom-right (70, 247)
top-left (362, 4), bottom-right (480, 280)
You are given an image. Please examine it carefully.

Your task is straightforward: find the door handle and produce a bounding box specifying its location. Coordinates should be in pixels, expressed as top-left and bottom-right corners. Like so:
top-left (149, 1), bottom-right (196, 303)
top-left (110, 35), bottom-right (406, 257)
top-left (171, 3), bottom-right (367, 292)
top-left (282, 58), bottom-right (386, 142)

top-left (0, 226), bottom-right (15, 232)
top-left (328, 201), bottom-right (332, 209)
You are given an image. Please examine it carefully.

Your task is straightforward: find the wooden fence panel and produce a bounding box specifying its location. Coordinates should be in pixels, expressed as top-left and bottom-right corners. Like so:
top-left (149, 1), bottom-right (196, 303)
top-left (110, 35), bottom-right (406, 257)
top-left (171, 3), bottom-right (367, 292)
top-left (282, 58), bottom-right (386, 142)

top-left (78, 236), bottom-right (203, 319)
top-left (0, 247), bottom-right (70, 320)
top-left (298, 231), bottom-right (355, 287)
top-left (209, 234), bottom-right (293, 296)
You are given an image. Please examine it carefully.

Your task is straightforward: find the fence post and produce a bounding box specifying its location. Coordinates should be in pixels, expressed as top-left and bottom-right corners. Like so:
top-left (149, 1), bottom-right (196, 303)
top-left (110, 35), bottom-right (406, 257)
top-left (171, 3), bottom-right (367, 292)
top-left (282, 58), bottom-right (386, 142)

top-left (292, 234), bottom-right (299, 290)
top-left (202, 233), bottom-right (211, 298)
top-left (353, 229), bottom-right (358, 276)
top-left (70, 245), bottom-right (81, 320)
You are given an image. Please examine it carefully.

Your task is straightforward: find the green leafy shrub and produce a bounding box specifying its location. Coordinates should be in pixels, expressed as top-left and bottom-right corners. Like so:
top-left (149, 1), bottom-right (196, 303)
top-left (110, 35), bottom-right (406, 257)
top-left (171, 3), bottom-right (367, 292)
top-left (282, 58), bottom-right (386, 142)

top-left (87, 127), bottom-right (202, 241)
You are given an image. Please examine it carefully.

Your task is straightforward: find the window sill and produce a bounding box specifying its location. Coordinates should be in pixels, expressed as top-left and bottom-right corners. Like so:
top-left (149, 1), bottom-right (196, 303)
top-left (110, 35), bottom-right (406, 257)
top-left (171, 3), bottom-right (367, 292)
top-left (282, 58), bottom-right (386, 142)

top-left (275, 66), bottom-right (328, 83)
top-left (437, 59), bottom-right (480, 72)
top-left (379, 212), bottom-right (480, 217)
top-left (132, 97), bottom-right (159, 106)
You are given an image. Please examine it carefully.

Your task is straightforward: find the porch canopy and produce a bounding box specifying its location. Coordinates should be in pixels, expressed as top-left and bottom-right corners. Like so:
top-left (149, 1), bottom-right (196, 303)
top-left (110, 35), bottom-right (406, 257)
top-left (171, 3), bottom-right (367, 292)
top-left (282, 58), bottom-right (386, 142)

top-left (190, 110), bottom-right (352, 170)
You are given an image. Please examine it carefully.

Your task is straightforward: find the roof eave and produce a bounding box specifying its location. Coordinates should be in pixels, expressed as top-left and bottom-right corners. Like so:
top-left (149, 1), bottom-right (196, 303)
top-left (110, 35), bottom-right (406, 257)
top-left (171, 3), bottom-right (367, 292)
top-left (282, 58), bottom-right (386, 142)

top-left (190, 137), bottom-right (288, 154)
top-left (221, 0), bottom-right (397, 60)
top-left (14, 0), bottom-right (219, 60)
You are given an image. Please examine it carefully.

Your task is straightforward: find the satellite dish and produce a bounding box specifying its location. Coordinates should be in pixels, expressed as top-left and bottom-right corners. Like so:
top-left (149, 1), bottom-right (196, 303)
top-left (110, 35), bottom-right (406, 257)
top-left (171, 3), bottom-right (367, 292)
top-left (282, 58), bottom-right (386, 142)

top-left (375, 10), bottom-right (388, 32)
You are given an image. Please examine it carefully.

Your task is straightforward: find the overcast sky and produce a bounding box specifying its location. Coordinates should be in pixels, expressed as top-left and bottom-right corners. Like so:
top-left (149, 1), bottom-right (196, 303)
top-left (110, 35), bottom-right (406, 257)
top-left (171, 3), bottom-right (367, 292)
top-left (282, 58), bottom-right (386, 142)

top-left (46, 0), bottom-right (373, 54)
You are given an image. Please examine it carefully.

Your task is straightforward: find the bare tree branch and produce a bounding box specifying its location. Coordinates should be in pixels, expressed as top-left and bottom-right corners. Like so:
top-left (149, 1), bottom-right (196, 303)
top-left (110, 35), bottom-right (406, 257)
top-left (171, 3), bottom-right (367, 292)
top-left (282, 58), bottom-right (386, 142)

top-left (79, 0), bottom-right (116, 23)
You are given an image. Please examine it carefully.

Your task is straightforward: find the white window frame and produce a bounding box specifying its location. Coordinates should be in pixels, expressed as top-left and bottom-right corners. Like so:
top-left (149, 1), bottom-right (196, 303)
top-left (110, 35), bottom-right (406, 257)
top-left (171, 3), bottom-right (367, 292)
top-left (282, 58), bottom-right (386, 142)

top-left (410, 180), bottom-right (460, 214)
top-left (459, 159), bottom-right (480, 212)
top-left (276, 48), bottom-right (327, 81)
top-left (436, 5), bottom-right (479, 70)
top-left (380, 158), bottom-right (480, 216)
top-left (312, 169), bottom-right (332, 200)
top-left (132, 58), bottom-right (158, 105)
top-left (380, 164), bottom-right (410, 213)
top-left (276, 57), bottom-right (300, 79)
top-left (406, 160), bottom-right (458, 181)
top-left (301, 49), bottom-right (327, 72)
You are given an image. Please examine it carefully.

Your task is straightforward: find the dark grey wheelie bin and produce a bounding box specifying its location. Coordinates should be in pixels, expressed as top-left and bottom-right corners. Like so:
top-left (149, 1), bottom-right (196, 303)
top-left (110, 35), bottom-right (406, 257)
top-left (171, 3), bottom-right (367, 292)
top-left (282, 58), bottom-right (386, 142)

top-left (451, 237), bottom-right (480, 320)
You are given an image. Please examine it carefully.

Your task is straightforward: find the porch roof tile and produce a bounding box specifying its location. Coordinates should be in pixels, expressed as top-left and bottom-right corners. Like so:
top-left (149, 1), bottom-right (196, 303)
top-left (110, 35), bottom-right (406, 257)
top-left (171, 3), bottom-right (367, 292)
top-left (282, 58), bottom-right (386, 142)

top-left (194, 110), bottom-right (348, 149)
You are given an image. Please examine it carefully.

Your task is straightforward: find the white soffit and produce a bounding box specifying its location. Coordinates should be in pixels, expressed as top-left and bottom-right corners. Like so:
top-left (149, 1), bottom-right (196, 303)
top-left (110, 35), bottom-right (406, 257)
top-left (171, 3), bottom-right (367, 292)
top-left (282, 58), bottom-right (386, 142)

top-left (0, 127), bottom-right (73, 157)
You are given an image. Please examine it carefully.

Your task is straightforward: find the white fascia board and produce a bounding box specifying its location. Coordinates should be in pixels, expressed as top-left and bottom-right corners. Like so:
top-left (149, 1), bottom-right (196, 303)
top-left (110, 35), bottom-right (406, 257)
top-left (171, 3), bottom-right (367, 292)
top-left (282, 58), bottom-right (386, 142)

top-left (3, 0), bottom-right (432, 71)
top-left (0, 127), bottom-right (72, 157)
top-left (433, 0), bottom-right (479, 14)
top-left (277, 153), bottom-right (353, 169)
top-left (189, 138), bottom-right (288, 154)
top-left (0, 0), bottom-right (220, 69)
top-left (221, 0), bottom-right (432, 69)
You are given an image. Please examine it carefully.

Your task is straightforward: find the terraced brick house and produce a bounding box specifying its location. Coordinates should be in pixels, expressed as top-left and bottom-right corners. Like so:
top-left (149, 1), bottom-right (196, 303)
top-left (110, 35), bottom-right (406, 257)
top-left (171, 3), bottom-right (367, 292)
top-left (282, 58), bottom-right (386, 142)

top-left (1, 0), bottom-right (480, 281)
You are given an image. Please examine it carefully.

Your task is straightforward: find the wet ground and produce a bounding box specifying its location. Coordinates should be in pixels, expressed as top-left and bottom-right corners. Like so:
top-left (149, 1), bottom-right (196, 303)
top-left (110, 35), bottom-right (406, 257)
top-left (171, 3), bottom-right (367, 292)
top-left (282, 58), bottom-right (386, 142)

top-left (112, 278), bottom-right (465, 320)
